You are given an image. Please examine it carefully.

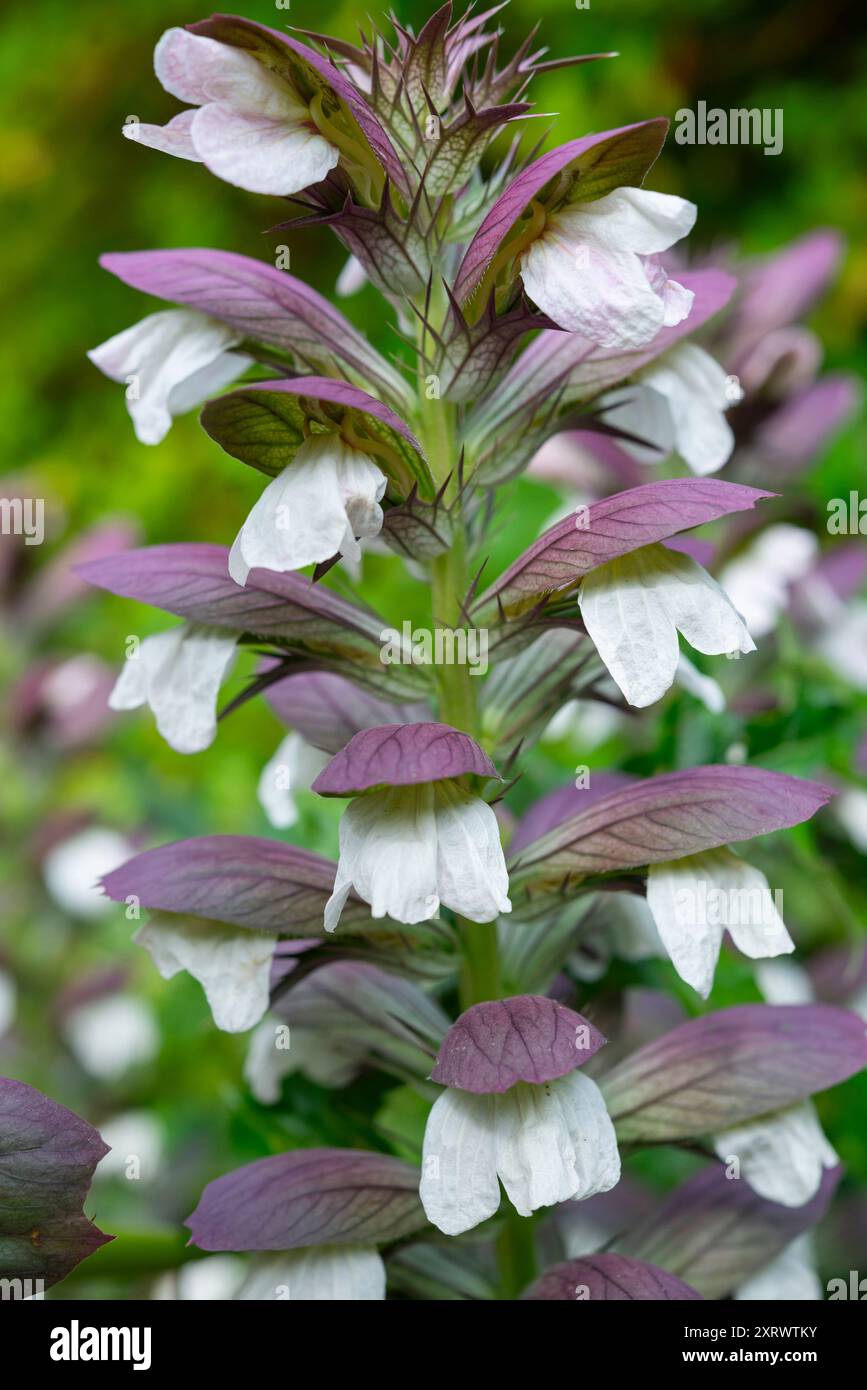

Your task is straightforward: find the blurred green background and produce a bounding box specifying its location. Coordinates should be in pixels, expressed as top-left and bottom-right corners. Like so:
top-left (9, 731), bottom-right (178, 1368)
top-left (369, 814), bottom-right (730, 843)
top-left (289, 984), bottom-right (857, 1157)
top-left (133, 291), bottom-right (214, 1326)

top-left (1, 0), bottom-right (866, 1297)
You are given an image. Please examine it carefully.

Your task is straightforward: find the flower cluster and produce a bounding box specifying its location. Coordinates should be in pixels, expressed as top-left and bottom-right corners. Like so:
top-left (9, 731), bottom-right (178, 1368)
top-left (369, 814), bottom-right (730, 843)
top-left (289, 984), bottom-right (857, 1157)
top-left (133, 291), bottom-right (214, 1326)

top-left (67, 6), bottom-right (866, 1302)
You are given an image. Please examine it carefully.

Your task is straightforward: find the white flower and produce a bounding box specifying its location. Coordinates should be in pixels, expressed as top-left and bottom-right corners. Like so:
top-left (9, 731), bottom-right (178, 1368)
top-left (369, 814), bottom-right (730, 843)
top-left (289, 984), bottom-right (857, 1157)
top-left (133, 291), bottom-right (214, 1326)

top-left (714, 1102), bottom-right (838, 1207)
top-left (127, 27), bottom-right (339, 195)
top-left (735, 1236), bottom-right (822, 1301)
top-left (719, 524), bottom-right (818, 638)
top-left (578, 543), bottom-right (755, 708)
top-left (95, 1112), bottom-right (165, 1183)
top-left (63, 995), bottom-right (159, 1080)
top-left (42, 826), bottom-right (133, 919)
top-left (519, 187), bottom-right (696, 350)
top-left (324, 779), bottom-right (511, 930)
top-left (646, 846), bottom-right (794, 998)
top-left (600, 343), bottom-right (739, 475)
top-left (257, 732), bottom-right (331, 829)
top-left (109, 622), bottom-right (237, 754)
top-left (815, 599), bottom-right (867, 691)
top-left (228, 434), bottom-right (387, 583)
top-left (88, 309), bottom-right (251, 445)
top-left (152, 1256), bottom-right (246, 1301)
top-left (675, 652), bottom-right (726, 712)
top-left (420, 1071), bottom-right (620, 1236)
top-left (336, 254), bottom-right (368, 297)
top-left (244, 1017), bottom-right (360, 1102)
top-left (134, 915), bottom-right (277, 1033)
top-left (235, 1248), bottom-right (385, 1301)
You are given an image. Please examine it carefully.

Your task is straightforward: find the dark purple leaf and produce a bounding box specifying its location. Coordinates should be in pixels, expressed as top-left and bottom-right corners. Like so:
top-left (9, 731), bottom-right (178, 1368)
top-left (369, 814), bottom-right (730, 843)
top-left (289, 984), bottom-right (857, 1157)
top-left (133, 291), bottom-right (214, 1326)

top-left (523, 1253), bottom-right (702, 1301)
top-left (312, 721), bottom-right (500, 795)
top-left (431, 995), bottom-right (606, 1093)
top-left (601, 1004), bottom-right (867, 1141)
top-left (0, 1079), bottom-right (112, 1290)
top-left (186, 1147), bottom-right (426, 1251)
top-left (509, 766), bottom-right (833, 882)
top-left (101, 836), bottom-right (370, 937)
top-left (99, 249), bottom-right (411, 411)
top-left (474, 479), bottom-right (773, 619)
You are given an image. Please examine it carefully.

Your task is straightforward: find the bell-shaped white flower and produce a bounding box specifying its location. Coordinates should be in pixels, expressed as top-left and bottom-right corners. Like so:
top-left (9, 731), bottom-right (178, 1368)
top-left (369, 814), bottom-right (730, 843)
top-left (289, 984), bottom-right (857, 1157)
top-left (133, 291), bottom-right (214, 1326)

top-left (519, 187), bottom-right (696, 350)
top-left (578, 542), bottom-right (755, 708)
top-left (127, 27), bottom-right (339, 195)
top-left (229, 434), bottom-right (387, 583)
top-left (88, 309), bottom-right (251, 445)
top-left (235, 1248), bottom-right (385, 1301)
top-left (600, 343), bottom-right (739, 475)
top-left (714, 1101), bottom-right (838, 1207)
top-left (325, 779), bottom-right (511, 930)
top-left (646, 846), bottom-right (794, 998)
top-left (134, 914), bottom-right (276, 1033)
top-left (109, 622), bottom-right (237, 754)
top-left (420, 1071), bottom-right (620, 1236)
top-left (719, 524), bottom-right (818, 637)
top-left (257, 732), bottom-right (331, 829)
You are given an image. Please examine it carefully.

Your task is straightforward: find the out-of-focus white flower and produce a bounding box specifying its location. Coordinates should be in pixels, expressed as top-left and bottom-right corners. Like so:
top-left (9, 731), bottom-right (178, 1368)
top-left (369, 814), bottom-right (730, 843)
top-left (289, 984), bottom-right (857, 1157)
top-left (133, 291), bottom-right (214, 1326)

top-left (63, 995), bottom-right (159, 1080)
top-left (152, 1255), bottom-right (246, 1301)
top-left (42, 827), bottom-right (133, 919)
top-left (236, 1248), bottom-right (385, 1301)
top-left (257, 732), bottom-right (330, 829)
top-left (719, 524), bottom-right (818, 638)
top-left (109, 623), bottom-right (237, 754)
top-left (95, 1111), bottom-right (165, 1183)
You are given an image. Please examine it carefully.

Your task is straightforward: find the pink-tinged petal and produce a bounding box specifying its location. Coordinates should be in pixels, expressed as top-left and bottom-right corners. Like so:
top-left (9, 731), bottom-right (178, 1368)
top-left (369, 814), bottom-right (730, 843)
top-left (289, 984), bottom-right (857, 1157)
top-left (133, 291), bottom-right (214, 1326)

top-left (312, 722), bottom-right (500, 796)
top-left (431, 995), bottom-right (606, 1093)
top-left (510, 766), bottom-right (833, 880)
top-left (453, 120), bottom-right (669, 305)
top-left (474, 478), bottom-right (773, 619)
top-left (190, 102), bottom-right (338, 196)
top-left (186, 1148), bottom-right (425, 1251)
top-left (601, 1004), bottom-right (867, 1142)
top-left (523, 1254), bottom-right (702, 1301)
top-left (728, 229), bottom-right (843, 363)
top-left (127, 110), bottom-right (201, 161)
top-left (0, 1078), bottom-right (113, 1289)
top-left (188, 15), bottom-right (409, 195)
top-left (98, 249), bottom-right (409, 410)
top-left (509, 774), bottom-right (636, 856)
top-left (753, 375), bottom-right (861, 478)
top-left (265, 669), bottom-right (428, 753)
top-left (623, 1162), bottom-right (840, 1299)
top-left (100, 836), bottom-right (370, 936)
top-left (154, 26), bottom-right (233, 104)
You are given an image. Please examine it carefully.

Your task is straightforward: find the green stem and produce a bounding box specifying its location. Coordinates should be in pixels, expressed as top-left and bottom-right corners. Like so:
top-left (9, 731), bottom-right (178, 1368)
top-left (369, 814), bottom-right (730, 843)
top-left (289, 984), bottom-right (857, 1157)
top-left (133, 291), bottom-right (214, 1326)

top-left (413, 298), bottom-right (535, 1300)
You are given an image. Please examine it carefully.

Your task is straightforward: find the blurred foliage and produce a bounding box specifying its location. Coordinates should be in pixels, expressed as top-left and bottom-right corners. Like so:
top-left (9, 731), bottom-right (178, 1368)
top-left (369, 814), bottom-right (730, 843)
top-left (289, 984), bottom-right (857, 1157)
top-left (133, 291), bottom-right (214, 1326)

top-left (1, 0), bottom-right (866, 1297)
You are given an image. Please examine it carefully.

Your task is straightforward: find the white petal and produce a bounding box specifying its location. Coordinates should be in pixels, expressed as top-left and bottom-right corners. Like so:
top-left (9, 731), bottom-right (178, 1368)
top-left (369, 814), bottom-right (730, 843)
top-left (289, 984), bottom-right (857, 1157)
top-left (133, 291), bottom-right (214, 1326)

top-left (604, 891), bottom-right (664, 961)
top-left (736, 1236), bottom-right (822, 1301)
top-left (236, 1248), bottom-right (385, 1301)
top-left (323, 874), bottom-right (354, 934)
top-left (244, 1018), bottom-right (359, 1102)
top-left (494, 1072), bottom-right (620, 1219)
top-left (600, 382), bottom-right (677, 464)
top-left (521, 188), bottom-right (696, 348)
top-left (432, 781), bottom-right (511, 923)
top-left (639, 344), bottom-right (735, 475)
top-left (191, 104), bottom-right (338, 196)
top-left (331, 785), bottom-right (440, 924)
top-left (134, 915), bottom-right (276, 1033)
top-left (719, 524), bottom-right (819, 639)
top-left (122, 623), bottom-right (236, 753)
top-left (229, 435), bottom-right (386, 581)
top-left (257, 732), bottom-right (329, 830)
top-left (127, 110), bottom-right (201, 162)
top-left (88, 309), bottom-right (244, 445)
top-left (420, 1088), bottom-right (500, 1236)
top-left (571, 187), bottom-right (697, 255)
top-left (336, 254), bottom-right (367, 297)
top-left (714, 1102), bottom-right (838, 1207)
top-left (675, 652), bottom-right (726, 712)
top-left (579, 543), bottom-right (755, 708)
top-left (166, 350), bottom-right (252, 416)
top-left (756, 958), bottom-right (815, 1006)
top-left (647, 847), bottom-right (794, 998)
top-left (154, 27), bottom-right (296, 111)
